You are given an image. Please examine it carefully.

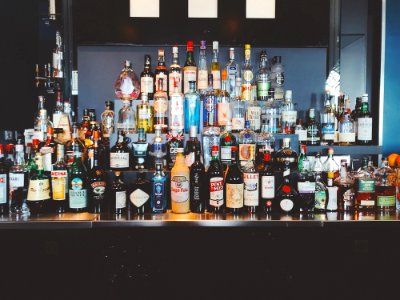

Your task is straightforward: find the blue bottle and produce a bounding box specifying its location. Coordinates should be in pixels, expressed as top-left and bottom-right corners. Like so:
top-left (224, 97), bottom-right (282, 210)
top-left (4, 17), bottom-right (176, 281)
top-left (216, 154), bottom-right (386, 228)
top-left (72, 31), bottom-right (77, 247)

top-left (184, 81), bottom-right (201, 134)
top-left (151, 163), bottom-right (167, 213)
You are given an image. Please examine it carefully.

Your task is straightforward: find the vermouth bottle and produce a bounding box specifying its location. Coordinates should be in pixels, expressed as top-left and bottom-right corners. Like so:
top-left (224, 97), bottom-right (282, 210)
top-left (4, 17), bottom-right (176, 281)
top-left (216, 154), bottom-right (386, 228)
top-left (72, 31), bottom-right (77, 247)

top-left (225, 146), bottom-right (244, 214)
top-left (68, 152), bottom-right (88, 212)
top-left (129, 172), bottom-right (151, 215)
top-left (243, 159), bottom-right (259, 214)
top-left (190, 148), bottom-right (206, 213)
top-left (207, 145), bottom-right (224, 213)
top-left (140, 54), bottom-right (154, 99)
top-left (51, 144), bottom-right (68, 213)
top-left (260, 152), bottom-right (275, 213)
top-left (110, 130), bottom-right (131, 171)
top-left (109, 171), bottom-right (127, 215)
top-left (27, 153), bottom-right (51, 214)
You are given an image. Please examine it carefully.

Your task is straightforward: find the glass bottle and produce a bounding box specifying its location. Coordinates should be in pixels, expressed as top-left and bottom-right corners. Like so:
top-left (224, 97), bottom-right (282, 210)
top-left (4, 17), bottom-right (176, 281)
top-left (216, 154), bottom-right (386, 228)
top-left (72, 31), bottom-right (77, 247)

top-left (246, 85), bottom-right (261, 132)
top-left (148, 125), bottom-right (167, 168)
top-left (183, 40), bottom-right (197, 94)
top-left (9, 143), bottom-right (29, 215)
top-left (231, 77), bottom-right (246, 133)
top-left (114, 60), bottom-right (140, 101)
top-left (140, 54), bottom-right (154, 99)
top-left (297, 145), bottom-right (315, 213)
top-left (257, 50), bottom-right (270, 101)
top-left (281, 90), bottom-right (297, 134)
top-left (203, 74), bottom-right (217, 127)
top-left (260, 151), bottom-right (275, 213)
top-left (274, 137), bottom-right (298, 172)
top-left (334, 160), bottom-right (355, 212)
top-left (356, 94), bottom-right (373, 145)
top-left (276, 161), bottom-right (299, 214)
top-left (295, 118), bottom-right (308, 145)
top-left (78, 108), bottom-right (90, 141)
top-left (184, 81), bottom-right (201, 134)
top-left (197, 40), bottom-right (208, 95)
top-left (153, 78), bottom-right (169, 134)
top-left (0, 150), bottom-right (9, 214)
top-left (241, 44), bottom-right (253, 101)
top-left (322, 148), bottom-right (340, 186)
top-left (220, 121), bottom-right (237, 170)
top-left (207, 145), bottom-right (224, 213)
top-left (243, 159), bottom-right (259, 214)
top-left (238, 120), bottom-right (256, 169)
top-left (51, 144), bottom-right (68, 213)
top-left (27, 153), bottom-right (51, 214)
top-left (65, 124), bottom-right (85, 168)
top-left (132, 128), bottom-right (149, 170)
top-left (109, 171), bottom-right (127, 215)
top-left (191, 147), bottom-right (206, 213)
top-left (211, 41), bottom-right (221, 91)
top-left (52, 83), bottom-right (64, 130)
top-left (136, 92), bottom-right (154, 134)
top-left (38, 126), bottom-right (57, 174)
top-left (151, 163), bottom-right (168, 213)
top-left (110, 130), bottom-right (131, 171)
top-left (184, 125), bottom-right (201, 168)
top-left (34, 96), bottom-right (53, 143)
top-left (154, 48), bottom-right (168, 93)
top-left (320, 94), bottom-right (336, 145)
top-left (202, 126), bottom-right (220, 170)
top-left (338, 99), bottom-right (355, 145)
top-left (225, 146), bottom-right (244, 214)
top-left (52, 30), bottom-right (64, 78)
top-left (168, 46), bottom-right (182, 97)
top-left (354, 157), bottom-right (376, 211)
top-left (117, 99), bottom-right (136, 134)
top-left (352, 96), bottom-right (363, 139)
top-left (129, 172), bottom-right (151, 215)
top-left (264, 88), bottom-right (281, 134)
top-left (314, 173), bottom-right (328, 213)
top-left (306, 108), bottom-right (320, 145)
top-left (68, 151), bottom-right (88, 212)
top-left (375, 157), bottom-right (396, 211)
top-left (170, 148), bottom-right (190, 213)
top-left (226, 47), bottom-right (240, 98)
top-left (170, 78), bottom-right (185, 133)
top-left (101, 100), bottom-right (114, 141)
top-left (270, 56), bottom-right (285, 100)
top-left (217, 69), bottom-right (232, 128)
top-left (166, 129), bottom-right (184, 170)
top-left (256, 128), bottom-right (275, 171)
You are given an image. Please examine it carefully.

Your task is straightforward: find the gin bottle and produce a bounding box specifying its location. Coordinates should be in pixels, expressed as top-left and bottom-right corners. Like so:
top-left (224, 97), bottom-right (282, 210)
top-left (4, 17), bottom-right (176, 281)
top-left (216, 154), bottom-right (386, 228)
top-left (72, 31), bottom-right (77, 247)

top-left (129, 172), bottom-right (151, 215)
top-left (256, 50), bottom-right (270, 101)
top-left (231, 77), bottom-right (246, 133)
top-left (184, 81), bottom-right (200, 134)
top-left (270, 56), bottom-right (285, 100)
top-left (281, 90), bottom-right (297, 134)
top-left (148, 125), bottom-right (167, 168)
top-left (197, 40), bottom-right (208, 94)
top-left (226, 47), bottom-right (240, 98)
top-left (320, 94), bottom-right (336, 145)
top-left (151, 163), bottom-right (167, 213)
top-left (132, 128), bottom-right (149, 170)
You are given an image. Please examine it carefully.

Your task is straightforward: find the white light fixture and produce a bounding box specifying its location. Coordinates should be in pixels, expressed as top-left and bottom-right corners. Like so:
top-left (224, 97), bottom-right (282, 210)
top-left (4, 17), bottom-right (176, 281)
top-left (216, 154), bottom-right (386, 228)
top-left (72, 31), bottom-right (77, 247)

top-left (188, 0), bottom-right (218, 18)
top-left (130, 0), bottom-right (160, 18)
top-left (246, 0), bottom-right (276, 19)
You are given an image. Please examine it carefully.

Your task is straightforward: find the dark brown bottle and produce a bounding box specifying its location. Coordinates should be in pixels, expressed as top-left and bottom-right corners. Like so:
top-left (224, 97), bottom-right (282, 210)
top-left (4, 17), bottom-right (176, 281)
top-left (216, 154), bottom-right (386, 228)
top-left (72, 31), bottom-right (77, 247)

top-left (225, 146), bottom-right (243, 214)
top-left (109, 171), bottom-right (127, 215)
top-left (260, 152), bottom-right (275, 213)
top-left (129, 172), bottom-right (151, 215)
top-left (140, 54), bottom-right (155, 99)
top-left (190, 148), bottom-right (206, 213)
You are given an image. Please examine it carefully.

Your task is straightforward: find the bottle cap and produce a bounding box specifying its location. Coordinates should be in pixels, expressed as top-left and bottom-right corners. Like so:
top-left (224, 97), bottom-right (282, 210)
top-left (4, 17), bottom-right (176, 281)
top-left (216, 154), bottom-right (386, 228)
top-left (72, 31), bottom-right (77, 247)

top-left (282, 138), bottom-right (291, 147)
top-left (221, 69), bottom-right (227, 81)
top-left (158, 49), bottom-right (164, 56)
top-left (244, 44), bottom-right (251, 49)
top-left (263, 152), bottom-right (271, 162)
top-left (189, 126), bottom-right (198, 138)
top-left (362, 94), bottom-right (368, 102)
top-left (327, 148), bottom-right (334, 155)
top-left (124, 60), bottom-right (131, 67)
top-left (187, 41), bottom-right (194, 51)
top-left (172, 46), bottom-right (179, 54)
top-left (200, 40), bottom-right (206, 50)
top-left (245, 120), bottom-right (250, 128)
top-left (141, 92), bottom-right (148, 101)
top-left (285, 90), bottom-right (292, 101)
top-left (114, 170), bottom-right (121, 177)
top-left (273, 56), bottom-right (282, 64)
top-left (92, 130), bottom-right (100, 140)
top-left (309, 108), bottom-right (315, 118)
top-left (231, 146), bottom-right (238, 152)
top-left (212, 41), bottom-right (219, 50)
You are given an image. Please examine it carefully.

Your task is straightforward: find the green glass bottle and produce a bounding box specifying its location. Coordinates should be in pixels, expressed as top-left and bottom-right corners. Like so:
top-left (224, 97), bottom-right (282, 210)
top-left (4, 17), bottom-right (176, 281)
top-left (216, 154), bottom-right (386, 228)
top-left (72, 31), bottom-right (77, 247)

top-left (27, 153), bottom-right (51, 214)
top-left (68, 152), bottom-right (88, 212)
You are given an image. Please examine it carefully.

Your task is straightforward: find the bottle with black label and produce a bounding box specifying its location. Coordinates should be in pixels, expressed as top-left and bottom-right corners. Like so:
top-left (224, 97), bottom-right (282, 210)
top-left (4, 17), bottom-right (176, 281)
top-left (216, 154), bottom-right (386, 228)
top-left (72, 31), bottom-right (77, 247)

top-left (109, 171), bottom-right (127, 215)
top-left (68, 151), bottom-right (88, 212)
top-left (306, 108), bottom-right (320, 146)
top-left (184, 125), bottom-right (201, 168)
top-left (190, 147), bottom-right (206, 213)
top-left (207, 145), bottom-right (224, 213)
top-left (27, 153), bottom-right (51, 214)
top-left (9, 142), bottom-right (28, 215)
top-left (110, 130), bottom-right (131, 171)
top-left (166, 129), bottom-right (184, 170)
top-left (51, 144), bottom-right (68, 213)
top-left (0, 150), bottom-right (9, 214)
top-left (260, 152), bottom-right (275, 213)
top-left (129, 172), bottom-right (151, 215)
top-left (140, 54), bottom-right (154, 99)
top-left (151, 163), bottom-right (167, 213)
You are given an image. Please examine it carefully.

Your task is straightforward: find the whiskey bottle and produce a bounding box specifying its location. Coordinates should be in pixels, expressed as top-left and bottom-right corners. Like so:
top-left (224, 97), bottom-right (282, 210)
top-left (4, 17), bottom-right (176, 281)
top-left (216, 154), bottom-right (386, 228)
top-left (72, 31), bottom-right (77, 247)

top-left (51, 144), bottom-right (68, 213)
top-left (375, 157), bottom-right (396, 211)
top-left (356, 94), bottom-right (373, 145)
top-left (65, 124), bottom-right (85, 167)
top-left (132, 128), bottom-right (149, 170)
top-left (171, 148), bottom-right (190, 213)
top-left (109, 171), bottom-right (127, 215)
top-left (184, 81), bottom-right (201, 134)
top-left (27, 153), bottom-right (51, 214)
top-left (154, 78), bottom-right (169, 133)
top-left (260, 152), bottom-right (275, 213)
top-left (334, 160), bottom-right (355, 212)
top-left (154, 49), bottom-right (168, 93)
top-left (191, 148), bottom-right (206, 213)
top-left (274, 137), bottom-right (298, 172)
top-left (183, 41), bottom-right (197, 94)
top-left (306, 108), bottom-right (320, 146)
top-left (168, 46), bottom-right (182, 97)
top-left (129, 172), bottom-right (151, 215)
top-left (136, 92), bottom-right (154, 134)
top-left (68, 151), bottom-right (88, 212)
top-left (207, 145), bottom-right (224, 213)
top-left (225, 146), bottom-right (244, 214)
top-left (354, 157), bottom-right (376, 211)
top-left (151, 163), bottom-right (167, 213)
top-left (140, 54), bottom-right (154, 99)
top-left (110, 130), bottom-right (131, 171)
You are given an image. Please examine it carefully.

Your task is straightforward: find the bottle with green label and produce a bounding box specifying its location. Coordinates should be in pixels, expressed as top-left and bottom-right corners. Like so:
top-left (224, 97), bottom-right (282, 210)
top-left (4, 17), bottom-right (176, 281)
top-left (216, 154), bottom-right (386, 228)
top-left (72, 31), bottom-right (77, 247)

top-left (68, 151), bottom-right (88, 212)
top-left (314, 173), bottom-right (328, 213)
top-left (27, 153), bottom-right (51, 214)
top-left (375, 157), bottom-right (396, 211)
top-left (354, 157), bottom-right (376, 211)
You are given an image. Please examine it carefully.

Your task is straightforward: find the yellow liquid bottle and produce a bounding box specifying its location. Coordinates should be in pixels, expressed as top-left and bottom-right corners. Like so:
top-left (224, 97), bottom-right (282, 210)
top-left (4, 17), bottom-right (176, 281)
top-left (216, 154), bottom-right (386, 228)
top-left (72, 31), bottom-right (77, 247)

top-left (171, 148), bottom-right (190, 213)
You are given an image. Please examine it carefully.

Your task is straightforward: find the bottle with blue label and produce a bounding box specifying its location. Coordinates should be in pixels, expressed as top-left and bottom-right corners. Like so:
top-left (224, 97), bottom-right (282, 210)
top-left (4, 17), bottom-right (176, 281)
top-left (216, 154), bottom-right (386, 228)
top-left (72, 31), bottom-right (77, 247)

top-left (151, 163), bottom-right (167, 213)
top-left (68, 152), bottom-right (88, 212)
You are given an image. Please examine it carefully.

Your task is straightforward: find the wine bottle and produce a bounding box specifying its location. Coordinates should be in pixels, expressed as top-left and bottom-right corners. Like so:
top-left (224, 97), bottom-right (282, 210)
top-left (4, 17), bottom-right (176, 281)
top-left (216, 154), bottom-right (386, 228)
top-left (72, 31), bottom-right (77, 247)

top-left (225, 146), bottom-right (244, 214)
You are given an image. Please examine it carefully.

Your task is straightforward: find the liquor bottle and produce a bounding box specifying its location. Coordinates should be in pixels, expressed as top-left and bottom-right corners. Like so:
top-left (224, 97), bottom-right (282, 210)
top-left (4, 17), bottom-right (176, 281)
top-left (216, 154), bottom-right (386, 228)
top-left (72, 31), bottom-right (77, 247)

top-left (306, 108), bottom-right (320, 146)
top-left (184, 81), bottom-right (201, 134)
top-left (4, 144), bottom-right (15, 171)
top-left (334, 160), bottom-right (355, 212)
top-left (256, 128), bottom-right (275, 171)
top-left (136, 92), bottom-right (154, 134)
top-left (246, 86), bottom-right (261, 132)
top-left (34, 96), bottom-right (53, 142)
top-left (225, 146), bottom-right (244, 214)
top-left (52, 83), bottom-right (64, 130)
top-left (132, 128), bottom-right (149, 170)
top-left (140, 54), bottom-right (154, 99)
top-left (101, 100), bottom-right (115, 141)
top-left (39, 126), bottom-right (57, 174)
top-left (9, 143), bottom-right (29, 214)
top-left (231, 77), bottom-right (246, 133)
top-left (166, 130), bottom-right (184, 170)
top-left (220, 121), bottom-right (237, 170)
top-left (68, 151), bottom-right (88, 212)
top-left (256, 50), bottom-right (270, 101)
top-left (153, 78), bottom-right (169, 133)
top-left (375, 157), bottom-right (396, 211)
top-left (191, 147), bottom-right (206, 213)
top-left (207, 145), bottom-right (224, 213)
top-left (129, 172), bottom-right (151, 215)
top-left (276, 163), bottom-right (299, 214)
top-left (170, 79), bottom-right (185, 133)
top-left (114, 60), bottom-right (140, 101)
top-left (170, 148), bottom-right (190, 213)
top-left (84, 109), bottom-right (97, 148)
top-left (241, 44), bottom-right (253, 101)
top-left (294, 119), bottom-right (308, 145)
top-left (211, 41), bottom-right (221, 91)
top-left (52, 30), bottom-right (64, 78)
top-left (354, 157), bottom-right (376, 211)
top-left (117, 100), bottom-right (136, 134)
top-left (314, 173), bottom-right (328, 213)
top-left (274, 137), bottom-right (298, 172)
top-left (338, 99), bottom-right (356, 145)
top-left (0, 149), bottom-right (9, 214)
top-left (26, 141), bottom-right (39, 175)
top-left (320, 94), bottom-right (336, 145)
top-left (79, 108), bottom-right (90, 141)
top-left (63, 100), bottom-right (74, 127)
top-left (109, 171), bottom-right (127, 215)
top-left (155, 49), bottom-right (168, 93)
top-left (202, 126), bottom-right (220, 170)
top-left (243, 159), bottom-right (259, 213)
top-left (87, 135), bottom-right (107, 214)
top-left (322, 148), bottom-right (340, 185)
top-left (356, 94), bottom-right (373, 145)
top-left (297, 145), bottom-right (315, 213)
top-left (168, 46), bottom-right (182, 97)
top-left (150, 163), bottom-right (167, 213)
top-left (238, 120), bottom-right (256, 169)
top-left (260, 151), bottom-right (275, 213)
top-left (27, 153), bottom-right (51, 214)
top-left (51, 144), bottom-right (68, 213)
top-left (203, 74), bottom-right (217, 127)
top-left (226, 47), bottom-right (240, 98)
top-left (197, 40), bottom-right (208, 94)
top-left (110, 130), bottom-right (131, 171)
top-left (65, 124), bottom-right (85, 167)
top-left (281, 90), bottom-right (297, 134)
top-left (184, 125), bottom-right (201, 167)
top-left (183, 40), bottom-right (197, 94)
top-left (263, 88), bottom-right (281, 134)
top-left (149, 125), bottom-right (167, 168)
top-left (270, 56), bottom-right (285, 100)
top-left (217, 69), bottom-right (232, 127)
top-left (351, 96), bottom-right (362, 138)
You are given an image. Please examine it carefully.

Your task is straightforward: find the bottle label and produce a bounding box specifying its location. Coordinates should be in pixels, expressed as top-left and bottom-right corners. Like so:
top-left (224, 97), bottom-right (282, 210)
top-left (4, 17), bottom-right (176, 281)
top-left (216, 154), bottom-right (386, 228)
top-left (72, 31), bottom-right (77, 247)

top-left (280, 198), bottom-right (294, 212)
top-left (110, 153), bottom-right (130, 168)
top-left (339, 132), bottom-right (355, 143)
top-left (183, 66), bottom-right (197, 93)
top-left (239, 144), bottom-right (255, 162)
top-left (152, 181), bottom-right (165, 210)
top-left (169, 72), bottom-right (182, 96)
top-left (90, 181), bottom-right (106, 200)
top-left (220, 146), bottom-right (232, 162)
top-left (171, 175), bottom-right (190, 203)
top-left (52, 52), bottom-right (60, 70)
top-left (9, 173), bottom-right (25, 189)
top-left (0, 174), bottom-right (7, 204)
top-left (58, 114), bottom-right (72, 142)
top-left (27, 179), bottom-right (50, 201)
top-left (327, 186), bottom-right (338, 211)
top-left (307, 128), bottom-right (320, 141)
top-left (154, 98), bottom-right (168, 114)
top-left (141, 77), bottom-right (154, 94)
top-left (357, 117), bottom-right (372, 141)
top-left (232, 117), bottom-right (244, 131)
top-left (212, 70), bottom-right (221, 90)
top-left (155, 73), bottom-right (168, 91)
top-left (257, 81), bottom-right (270, 97)
top-left (377, 195), bottom-right (395, 207)
top-left (358, 179), bottom-right (375, 193)
top-left (209, 177), bottom-right (224, 207)
top-left (170, 95), bottom-right (184, 131)
top-left (276, 72), bottom-right (285, 86)
top-left (282, 111), bottom-right (297, 124)
top-left (261, 175), bottom-right (275, 199)
top-left (315, 191), bottom-right (327, 210)
top-left (295, 129), bottom-right (308, 142)
top-left (115, 191), bottom-right (127, 209)
top-left (247, 107), bottom-right (261, 131)
top-left (226, 183), bottom-right (244, 208)
top-left (244, 173), bottom-right (259, 206)
top-left (51, 170), bottom-right (68, 200)
top-left (139, 107), bottom-right (149, 120)
top-left (243, 70), bottom-right (253, 82)
top-left (241, 83), bottom-right (252, 101)
top-left (69, 189), bottom-right (87, 209)
top-left (217, 103), bottom-right (232, 126)
top-left (197, 70), bottom-right (208, 90)
top-left (41, 147), bottom-right (54, 172)
top-left (185, 152), bottom-right (195, 167)
top-left (297, 181), bottom-right (316, 193)
top-left (360, 200), bottom-right (375, 206)
top-left (321, 123), bottom-right (335, 137)
top-left (130, 188), bottom-right (149, 208)
top-left (191, 172), bottom-right (202, 201)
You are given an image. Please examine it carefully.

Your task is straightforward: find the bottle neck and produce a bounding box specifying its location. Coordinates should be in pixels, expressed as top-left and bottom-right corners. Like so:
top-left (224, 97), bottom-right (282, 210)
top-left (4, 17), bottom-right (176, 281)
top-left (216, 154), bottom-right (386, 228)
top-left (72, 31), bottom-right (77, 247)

top-left (212, 49), bottom-right (218, 62)
top-left (15, 151), bottom-right (25, 166)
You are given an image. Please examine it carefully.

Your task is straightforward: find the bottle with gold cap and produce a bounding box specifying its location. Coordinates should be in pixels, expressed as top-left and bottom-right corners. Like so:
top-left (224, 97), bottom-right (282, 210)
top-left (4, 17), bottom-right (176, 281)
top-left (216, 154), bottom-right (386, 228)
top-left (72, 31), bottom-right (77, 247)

top-left (241, 44), bottom-right (253, 101)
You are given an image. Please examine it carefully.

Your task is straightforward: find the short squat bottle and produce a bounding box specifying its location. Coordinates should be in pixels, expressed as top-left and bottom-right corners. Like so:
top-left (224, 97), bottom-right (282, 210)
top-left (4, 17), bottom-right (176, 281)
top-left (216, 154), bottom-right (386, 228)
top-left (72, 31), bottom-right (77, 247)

top-left (27, 153), bottom-right (51, 214)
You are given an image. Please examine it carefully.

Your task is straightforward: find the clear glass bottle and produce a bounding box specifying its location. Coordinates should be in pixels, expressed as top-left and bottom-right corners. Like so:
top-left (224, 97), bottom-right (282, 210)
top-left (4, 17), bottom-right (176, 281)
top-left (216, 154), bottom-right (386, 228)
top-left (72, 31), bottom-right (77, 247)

top-left (183, 40), bottom-right (197, 94)
top-left (140, 54), bottom-right (155, 99)
top-left (148, 125), bottom-right (167, 169)
top-left (170, 79), bottom-right (185, 133)
top-left (203, 74), bottom-right (217, 127)
top-left (226, 47), bottom-right (240, 98)
top-left (322, 148), bottom-right (340, 186)
top-left (169, 46), bottom-right (182, 97)
top-left (153, 78), bottom-right (169, 134)
top-left (197, 40), bottom-right (208, 94)
top-left (211, 41), bottom-right (221, 91)
top-left (114, 60), bottom-right (140, 101)
top-left (357, 94), bottom-right (373, 145)
top-left (270, 56), bottom-right (285, 100)
top-left (264, 88), bottom-right (281, 134)
top-left (136, 92), bottom-right (154, 134)
top-left (151, 163), bottom-right (167, 213)
top-left (231, 77), bottom-right (246, 133)
top-left (154, 48), bottom-right (168, 93)
top-left (246, 86), bottom-right (261, 133)
top-left (117, 100), bottom-right (136, 134)
top-left (338, 100), bottom-right (355, 145)
top-left (241, 44), bottom-right (253, 101)
top-left (132, 128), bottom-right (149, 170)
top-left (219, 121), bottom-right (237, 170)
top-left (238, 120), bottom-right (256, 169)
top-left (256, 50), bottom-right (270, 101)
top-left (306, 108), bottom-right (320, 146)
top-left (217, 69), bottom-right (232, 127)
top-left (320, 94), bottom-right (336, 145)
top-left (171, 148), bottom-right (190, 213)
top-left (101, 100), bottom-right (114, 140)
top-left (281, 90), bottom-right (297, 134)
top-left (184, 81), bottom-right (201, 134)
top-left (202, 126), bottom-right (220, 170)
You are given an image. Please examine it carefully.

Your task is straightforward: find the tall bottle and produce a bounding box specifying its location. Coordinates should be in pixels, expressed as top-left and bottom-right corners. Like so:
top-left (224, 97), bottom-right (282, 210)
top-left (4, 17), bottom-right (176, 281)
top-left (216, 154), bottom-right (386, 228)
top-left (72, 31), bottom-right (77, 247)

top-left (338, 99), bottom-right (356, 145)
top-left (320, 94), bottom-right (336, 145)
top-left (0, 148), bottom-right (9, 214)
top-left (226, 47), bottom-right (240, 98)
top-left (220, 121), bottom-right (237, 170)
top-left (270, 56), bottom-right (285, 100)
top-left (256, 50), bottom-right (270, 101)
top-left (52, 30), bottom-right (64, 78)
top-left (27, 153), bottom-right (51, 214)
top-left (203, 74), bottom-right (217, 127)
top-left (117, 100), bottom-right (136, 134)
top-left (231, 77), bottom-right (245, 133)
top-left (68, 151), bottom-right (88, 212)
top-left (238, 120), bottom-right (256, 169)
top-left (183, 41), bottom-right (197, 94)
top-left (51, 144), bottom-right (68, 213)
top-left (217, 69), bottom-right (232, 127)
top-left (129, 172), bottom-right (151, 215)
top-left (170, 79), bottom-right (185, 133)
top-left (184, 81), bottom-right (201, 134)
top-left (110, 130), bottom-right (131, 171)
top-left (211, 41), bottom-right (221, 91)
top-left (140, 54), bottom-right (154, 99)
top-left (184, 125), bottom-right (201, 168)
top-left (357, 94), bottom-right (373, 145)
top-left (197, 40), bottom-right (208, 95)
top-left (243, 159), bottom-right (259, 213)
top-left (136, 92), bottom-right (154, 134)
top-left (225, 146), bottom-right (244, 214)
top-left (109, 171), bottom-right (127, 215)
top-left (207, 145), bottom-right (224, 213)
top-left (260, 151), bottom-right (275, 213)
top-left (190, 147), bottom-right (206, 213)
top-left (306, 108), bottom-right (320, 146)
top-left (168, 46), bottom-right (182, 97)
top-left (153, 78), bottom-right (169, 133)
top-left (9, 143), bottom-right (29, 214)
top-left (241, 44), bottom-right (253, 101)
top-left (151, 163), bottom-right (168, 213)
top-left (281, 90), bottom-right (297, 134)
top-left (170, 148), bottom-right (190, 213)
top-left (154, 48), bottom-right (168, 93)
top-left (246, 86), bottom-right (261, 132)
top-left (202, 126), bottom-right (220, 170)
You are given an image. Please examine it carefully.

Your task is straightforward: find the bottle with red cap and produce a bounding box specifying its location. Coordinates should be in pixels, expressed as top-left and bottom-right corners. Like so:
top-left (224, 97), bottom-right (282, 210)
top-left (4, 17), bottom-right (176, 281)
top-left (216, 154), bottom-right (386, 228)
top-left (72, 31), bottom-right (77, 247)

top-left (183, 40), bottom-right (197, 94)
top-left (260, 151), bottom-right (275, 213)
top-left (207, 145), bottom-right (224, 213)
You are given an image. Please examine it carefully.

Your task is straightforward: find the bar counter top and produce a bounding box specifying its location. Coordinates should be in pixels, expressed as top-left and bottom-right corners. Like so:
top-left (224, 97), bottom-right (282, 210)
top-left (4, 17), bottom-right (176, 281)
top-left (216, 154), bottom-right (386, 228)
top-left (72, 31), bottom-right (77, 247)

top-left (0, 211), bottom-right (399, 229)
